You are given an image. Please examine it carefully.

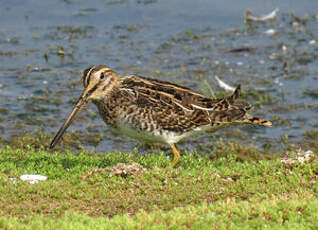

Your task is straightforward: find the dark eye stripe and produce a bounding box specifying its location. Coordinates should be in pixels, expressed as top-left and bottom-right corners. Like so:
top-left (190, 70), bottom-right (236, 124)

top-left (85, 66), bottom-right (96, 87)
top-left (82, 66), bottom-right (95, 87)
top-left (101, 69), bottom-right (113, 76)
top-left (82, 66), bottom-right (93, 87)
top-left (87, 84), bottom-right (98, 97)
top-left (82, 65), bottom-right (113, 87)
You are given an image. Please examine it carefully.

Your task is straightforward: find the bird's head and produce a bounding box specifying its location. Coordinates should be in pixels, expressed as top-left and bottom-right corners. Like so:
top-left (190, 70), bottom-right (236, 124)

top-left (50, 65), bottom-right (119, 149)
top-left (81, 65), bottom-right (119, 101)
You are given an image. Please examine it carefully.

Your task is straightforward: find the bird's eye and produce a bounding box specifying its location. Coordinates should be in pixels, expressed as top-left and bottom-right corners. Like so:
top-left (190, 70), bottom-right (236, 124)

top-left (100, 73), bottom-right (105, 79)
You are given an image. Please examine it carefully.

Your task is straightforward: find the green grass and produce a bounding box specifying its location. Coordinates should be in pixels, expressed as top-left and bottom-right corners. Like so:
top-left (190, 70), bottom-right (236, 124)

top-left (0, 145), bottom-right (317, 229)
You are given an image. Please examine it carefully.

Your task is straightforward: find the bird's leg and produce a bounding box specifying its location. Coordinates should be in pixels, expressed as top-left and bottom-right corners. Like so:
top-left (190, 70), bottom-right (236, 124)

top-left (170, 143), bottom-right (180, 168)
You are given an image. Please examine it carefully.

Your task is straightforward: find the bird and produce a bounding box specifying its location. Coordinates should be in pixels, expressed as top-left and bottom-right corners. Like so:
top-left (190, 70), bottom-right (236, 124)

top-left (50, 65), bottom-right (272, 167)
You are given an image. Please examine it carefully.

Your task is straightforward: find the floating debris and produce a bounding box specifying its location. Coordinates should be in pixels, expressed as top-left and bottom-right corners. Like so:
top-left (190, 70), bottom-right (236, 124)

top-left (309, 40), bottom-right (316, 45)
top-left (227, 47), bottom-right (254, 53)
top-left (245, 8), bottom-right (279, 23)
top-left (274, 78), bottom-right (283, 86)
top-left (214, 76), bottom-right (235, 92)
top-left (264, 29), bottom-right (277, 36)
top-left (269, 53), bottom-right (278, 60)
top-left (292, 21), bottom-right (304, 31)
top-left (283, 62), bottom-right (288, 73)
top-left (281, 149), bottom-right (315, 168)
top-left (282, 45), bottom-right (287, 55)
top-left (19, 174), bottom-right (48, 184)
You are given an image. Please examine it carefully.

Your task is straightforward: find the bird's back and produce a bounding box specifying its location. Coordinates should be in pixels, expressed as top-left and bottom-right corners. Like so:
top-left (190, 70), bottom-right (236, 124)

top-left (95, 75), bottom-right (264, 144)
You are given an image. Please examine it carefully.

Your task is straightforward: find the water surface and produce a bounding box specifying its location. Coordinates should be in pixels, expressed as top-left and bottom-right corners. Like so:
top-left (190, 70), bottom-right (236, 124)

top-left (0, 0), bottom-right (318, 153)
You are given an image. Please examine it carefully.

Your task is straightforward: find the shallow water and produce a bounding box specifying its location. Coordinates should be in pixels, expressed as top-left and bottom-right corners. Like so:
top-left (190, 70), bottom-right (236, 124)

top-left (0, 0), bottom-right (318, 153)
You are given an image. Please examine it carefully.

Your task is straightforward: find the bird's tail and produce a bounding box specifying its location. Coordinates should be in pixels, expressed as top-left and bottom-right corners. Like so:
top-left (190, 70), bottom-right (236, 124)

top-left (243, 114), bottom-right (272, 127)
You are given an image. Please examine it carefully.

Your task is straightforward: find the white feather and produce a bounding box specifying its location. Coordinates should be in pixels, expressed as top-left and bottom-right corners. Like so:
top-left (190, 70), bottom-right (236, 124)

top-left (214, 76), bottom-right (235, 92)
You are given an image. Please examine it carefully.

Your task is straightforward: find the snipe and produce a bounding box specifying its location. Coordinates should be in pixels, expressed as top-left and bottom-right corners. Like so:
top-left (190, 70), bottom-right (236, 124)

top-left (50, 65), bottom-right (272, 167)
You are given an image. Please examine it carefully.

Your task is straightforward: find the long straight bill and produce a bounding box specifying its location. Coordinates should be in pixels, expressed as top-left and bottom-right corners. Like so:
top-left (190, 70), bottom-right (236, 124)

top-left (49, 96), bottom-right (86, 149)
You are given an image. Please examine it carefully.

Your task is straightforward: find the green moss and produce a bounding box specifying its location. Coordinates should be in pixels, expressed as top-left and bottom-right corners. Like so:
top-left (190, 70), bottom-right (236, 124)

top-left (0, 144), bottom-right (317, 229)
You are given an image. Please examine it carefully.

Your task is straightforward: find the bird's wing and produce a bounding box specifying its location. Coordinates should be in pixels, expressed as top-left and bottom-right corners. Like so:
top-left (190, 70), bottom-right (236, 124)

top-left (120, 75), bottom-right (251, 130)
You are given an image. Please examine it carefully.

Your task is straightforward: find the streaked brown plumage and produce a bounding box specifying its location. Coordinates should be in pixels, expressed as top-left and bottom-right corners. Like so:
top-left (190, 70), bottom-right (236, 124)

top-left (50, 65), bottom-right (272, 167)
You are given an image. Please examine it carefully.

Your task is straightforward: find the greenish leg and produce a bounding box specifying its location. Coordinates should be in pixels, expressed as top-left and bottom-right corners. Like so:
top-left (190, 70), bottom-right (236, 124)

top-left (170, 143), bottom-right (180, 168)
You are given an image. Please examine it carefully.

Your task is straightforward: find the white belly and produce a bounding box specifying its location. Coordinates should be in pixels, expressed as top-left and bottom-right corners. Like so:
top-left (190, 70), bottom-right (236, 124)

top-left (114, 121), bottom-right (225, 145)
top-left (115, 122), bottom-right (166, 143)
